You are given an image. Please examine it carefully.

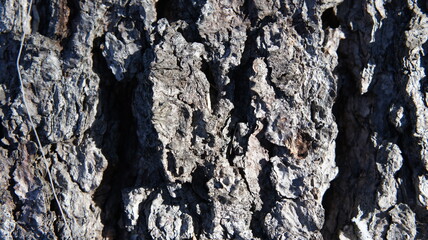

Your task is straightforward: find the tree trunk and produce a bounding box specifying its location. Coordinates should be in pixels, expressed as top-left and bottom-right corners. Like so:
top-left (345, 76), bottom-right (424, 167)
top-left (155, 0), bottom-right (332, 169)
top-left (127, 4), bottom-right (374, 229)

top-left (0, 0), bottom-right (427, 239)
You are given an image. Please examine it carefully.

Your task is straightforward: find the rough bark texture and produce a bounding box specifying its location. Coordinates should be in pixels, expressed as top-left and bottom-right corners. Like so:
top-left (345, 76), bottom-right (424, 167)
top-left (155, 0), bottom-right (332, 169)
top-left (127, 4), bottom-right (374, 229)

top-left (0, 0), bottom-right (427, 239)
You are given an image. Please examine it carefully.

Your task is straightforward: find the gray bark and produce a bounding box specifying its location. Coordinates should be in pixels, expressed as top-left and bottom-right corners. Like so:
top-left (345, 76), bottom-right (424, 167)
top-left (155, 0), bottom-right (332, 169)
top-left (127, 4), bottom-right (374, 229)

top-left (0, 0), bottom-right (427, 239)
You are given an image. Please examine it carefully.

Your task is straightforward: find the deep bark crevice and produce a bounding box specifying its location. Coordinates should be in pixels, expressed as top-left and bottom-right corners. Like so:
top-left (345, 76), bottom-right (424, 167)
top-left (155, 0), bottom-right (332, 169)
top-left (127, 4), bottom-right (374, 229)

top-left (417, 0), bottom-right (428, 14)
top-left (251, 158), bottom-right (278, 238)
top-left (226, 28), bottom-right (254, 162)
top-left (91, 35), bottom-right (139, 239)
top-left (321, 0), bottom-right (358, 237)
top-left (59, 0), bottom-right (80, 51)
top-left (155, 0), bottom-right (205, 24)
top-left (191, 165), bottom-right (210, 202)
top-left (63, 0), bottom-right (79, 39)
top-left (50, 198), bottom-right (64, 238)
top-left (321, 8), bottom-right (339, 29)
top-left (8, 160), bottom-right (21, 226)
top-left (397, 32), bottom-right (428, 240)
top-left (155, 0), bottom-right (175, 22)
top-left (34, 0), bottom-right (51, 36)
top-left (230, 62), bottom-right (252, 123)
top-left (201, 60), bottom-right (219, 112)
top-left (322, 1), bottom-right (420, 239)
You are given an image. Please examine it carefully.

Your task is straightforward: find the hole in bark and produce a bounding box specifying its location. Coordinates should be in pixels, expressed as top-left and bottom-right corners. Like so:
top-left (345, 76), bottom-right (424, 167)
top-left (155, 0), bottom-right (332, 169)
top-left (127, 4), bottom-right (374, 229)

top-left (284, 132), bottom-right (312, 159)
top-left (322, 8), bottom-right (339, 29)
top-left (297, 132), bottom-right (311, 159)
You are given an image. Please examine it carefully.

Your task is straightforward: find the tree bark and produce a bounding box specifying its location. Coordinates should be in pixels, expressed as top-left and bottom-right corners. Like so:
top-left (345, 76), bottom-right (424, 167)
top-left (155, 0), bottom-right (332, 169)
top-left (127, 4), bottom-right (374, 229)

top-left (0, 0), bottom-right (427, 239)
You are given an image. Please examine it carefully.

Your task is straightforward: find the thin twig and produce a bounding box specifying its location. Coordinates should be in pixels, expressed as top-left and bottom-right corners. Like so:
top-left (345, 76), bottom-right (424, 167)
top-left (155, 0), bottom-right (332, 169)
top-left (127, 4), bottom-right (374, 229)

top-left (16, 1), bottom-right (73, 239)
